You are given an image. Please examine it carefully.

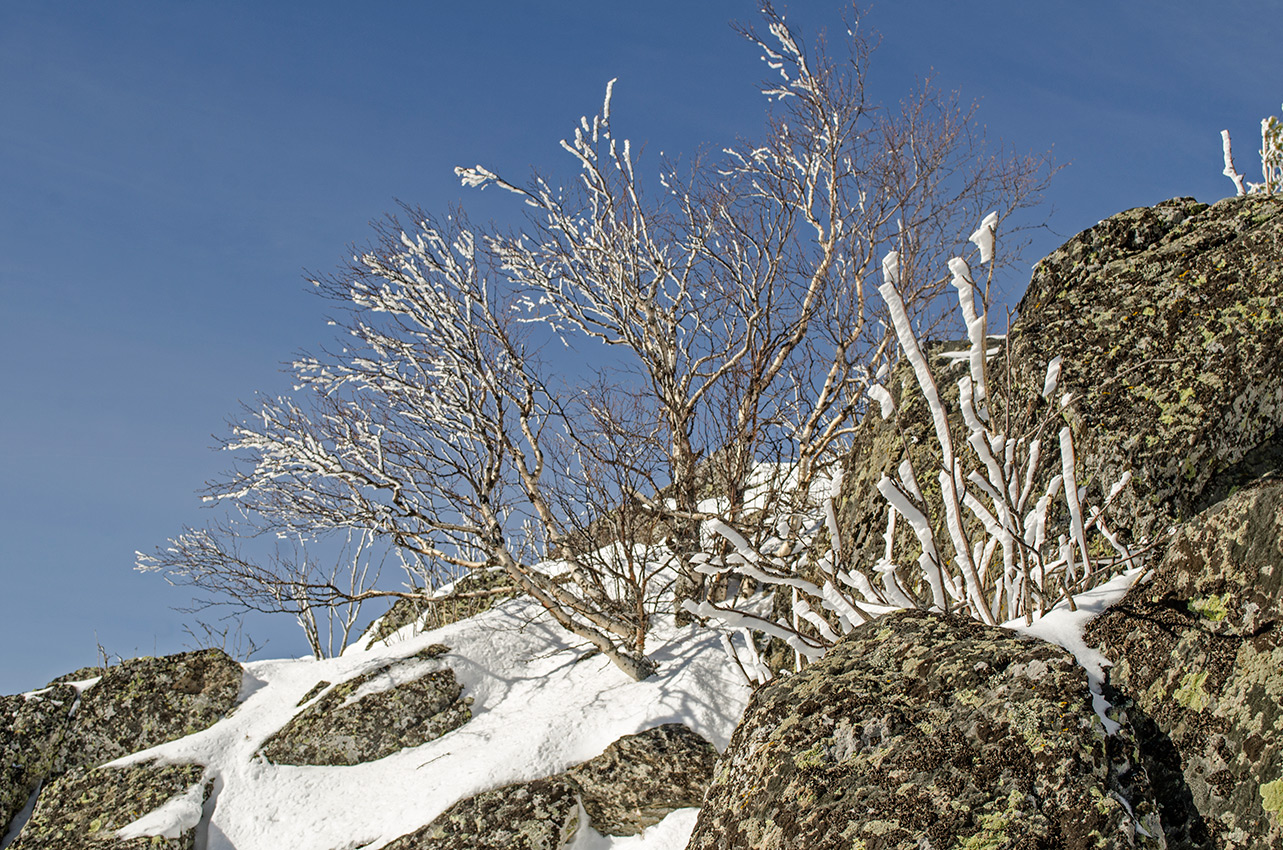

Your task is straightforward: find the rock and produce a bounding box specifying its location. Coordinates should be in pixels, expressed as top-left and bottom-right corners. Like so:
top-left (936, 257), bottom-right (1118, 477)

top-left (365, 569), bottom-right (518, 647)
top-left (0, 686), bottom-right (78, 839)
top-left (382, 777), bottom-right (580, 850)
top-left (259, 645), bottom-right (471, 766)
top-left (1009, 195), bottom-right (1283, 544)
top-left (1085, 476), bottom-right (1283, 849)
top-left (834, 195), bottom-right (1283, 585)
top-left (688, 610), bottom-right (1163, 850)
top-left (8, 761), bottom-right (210, 850)
top-left (63, 649), bottom-right (242, 770)
top-left (46, 667), bottom-right (108, 686)
top-left (565, 723), bottom-right (717, 836)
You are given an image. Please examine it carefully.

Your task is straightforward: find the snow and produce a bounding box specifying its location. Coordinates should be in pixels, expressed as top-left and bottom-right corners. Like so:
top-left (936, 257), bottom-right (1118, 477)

top-left (104, 596), bottom-right (750, 850)
top-left (116, 781), bottom-right (206, 841)
top-left (1007, 566), bottom-right (1146, 734)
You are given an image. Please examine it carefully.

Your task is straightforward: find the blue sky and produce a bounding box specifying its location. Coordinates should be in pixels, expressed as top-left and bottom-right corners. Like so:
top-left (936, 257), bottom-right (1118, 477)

top-left (2, 1), bottom-right (1278, 692)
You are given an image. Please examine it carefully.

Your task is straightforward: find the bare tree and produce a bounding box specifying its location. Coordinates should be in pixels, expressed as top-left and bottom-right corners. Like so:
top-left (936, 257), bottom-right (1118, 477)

top-left (459, 4), bottom-right (1051, 614)
top-left (142, 4), bottom-right (1052, 675)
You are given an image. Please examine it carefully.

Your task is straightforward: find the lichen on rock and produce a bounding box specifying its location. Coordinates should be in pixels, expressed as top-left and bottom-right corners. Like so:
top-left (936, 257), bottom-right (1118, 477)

top-left (365, 569), bottom-right (518, 647)
top-left (833, 195), bottom-right (1283, 593)
top-left (565, 723), bottom-right (717, 836)
top-left (0, 685), bottom-right (78, 839)
top-left (688, 610), bottom-right (1164, 850)
top-left (381, 777), bottom-right (580, 850)
top-left (259, 644), bottom-right (471, 766)
top-left (61, 649), bottom-right (243, 771)
top-left (7, 761), bottom-right (209, 850)
top-left (1086, 476), bottom-right (1283, 849)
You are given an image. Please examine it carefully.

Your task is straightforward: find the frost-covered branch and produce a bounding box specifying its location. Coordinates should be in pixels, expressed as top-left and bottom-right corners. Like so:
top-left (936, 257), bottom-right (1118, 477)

top-left (694, 213), bottom-right (1141, 681)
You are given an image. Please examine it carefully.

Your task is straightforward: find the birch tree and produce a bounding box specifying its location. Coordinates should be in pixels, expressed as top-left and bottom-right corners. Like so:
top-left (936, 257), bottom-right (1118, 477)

top-left (142, 3), bottom-right (1051, 674)
top-left (459, 4), bottom-right (1050, 614)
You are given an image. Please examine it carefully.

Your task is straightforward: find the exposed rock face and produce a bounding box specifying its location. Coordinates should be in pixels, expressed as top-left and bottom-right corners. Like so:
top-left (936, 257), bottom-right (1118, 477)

top-left (1086, 476), bottom-right (1283, 849)
top-left (1010, 195), bottom-right (1283, 544)
top-left (379, 723), bottom-right (718, 846)
top-left (366, 569), bottom-right (517, 647)
top-left (565, 723), bottom-right (717, 836)
top-left (260, 645), bottom-right (471, 766)
top-left (0, 686), bottom-right (78, 838)
top-left (62, 649), bottom-right (242, 771)
top-left (835, 195), bottom-right (1283, 579)
top-left (688, 610), bottom-right (1163, 850)
top-left (382, 777), bottom-right (580, 850)
top-left (9, 761), bottom-right (209, 850)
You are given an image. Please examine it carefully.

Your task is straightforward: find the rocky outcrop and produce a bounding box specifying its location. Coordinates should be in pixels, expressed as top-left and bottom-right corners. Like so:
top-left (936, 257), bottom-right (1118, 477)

top-left (379, 723), bottom-right (718, 846)
top-left (688, 610), bottom-right (1163, 850)
top-left (382, 777), bottom-right (580, 850)
top-left (3, 651), bottom-right (239, 845)
top-left (835, 195), bottom-right (1283, 579)
top-left (0, 686), bottom-right (78, 838)
top-left (565, 723), bottom-right (717, 836)
top-left (9, 761), bottom-right (210, 850)
top-left (1086, 476), bottom-right (1283, 849)
top-left (259, 645), bottom-right (472, 766)
top-left (63, 649), bottom-right (242, 770)
top-left (366, 569), bottom-right (518, 647)
top-left (1009, 195), bottom-right (1283, 543)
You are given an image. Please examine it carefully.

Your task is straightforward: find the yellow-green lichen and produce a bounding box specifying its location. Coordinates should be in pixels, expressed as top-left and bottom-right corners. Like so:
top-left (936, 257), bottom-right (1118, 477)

top-left (956, 790), bottom-right (1024, 850)
top-left (1174, 670), bottom-right (1211, 711)
top-left (1188, 593), bottom-right (1230, 621)
top-left (1261, 778), bottom-right (1283, 815)
top-left (794, 744), bottom-right (826, 770)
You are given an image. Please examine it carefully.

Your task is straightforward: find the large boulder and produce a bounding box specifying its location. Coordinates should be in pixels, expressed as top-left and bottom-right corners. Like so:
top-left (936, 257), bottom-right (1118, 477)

top-left (1007, 195), bottom-right (1283, 543)
top-left (1085, 476), bottom-right (1283, 849)
top-left (8, 761), bottom-right (210, 850)
top-left (835, 195), bottom-right (1283, 580)
top-left (0, 686), bottom-right (78, 838)
top-left (688, 610), bottom-right (1163, 850)
top-left (381, 777), bottom-right (581, 850)
top-left (259, 645), bottom-right (471, 766)
top-left (565, 723), bottom-right (717, 836)
top-left (62, 649), bottom-right (242, 771)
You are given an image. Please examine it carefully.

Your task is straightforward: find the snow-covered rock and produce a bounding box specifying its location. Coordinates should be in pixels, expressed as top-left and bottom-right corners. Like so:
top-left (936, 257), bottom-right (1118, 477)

top-left (259, 644), bottom-right (471, 766)
top-left (565, 724), bottom-right (717, 836)
top-left (7, 761), bottom-right (210, 850)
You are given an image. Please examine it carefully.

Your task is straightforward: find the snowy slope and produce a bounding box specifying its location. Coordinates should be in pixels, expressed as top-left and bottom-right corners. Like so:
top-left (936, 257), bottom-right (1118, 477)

top-left (61, 557), bottom-right (1142, 850)
top-left (106, 596), bottom-right (752, 850)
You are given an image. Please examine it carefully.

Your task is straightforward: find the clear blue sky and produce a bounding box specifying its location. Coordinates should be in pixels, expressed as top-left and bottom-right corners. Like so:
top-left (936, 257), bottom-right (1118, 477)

top-left (2, 1), bottom-right (1278, 692)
